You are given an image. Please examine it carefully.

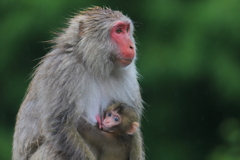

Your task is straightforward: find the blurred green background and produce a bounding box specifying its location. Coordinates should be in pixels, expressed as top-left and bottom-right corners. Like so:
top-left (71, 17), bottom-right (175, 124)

top-left (1, 0), bottom-right (240, 159)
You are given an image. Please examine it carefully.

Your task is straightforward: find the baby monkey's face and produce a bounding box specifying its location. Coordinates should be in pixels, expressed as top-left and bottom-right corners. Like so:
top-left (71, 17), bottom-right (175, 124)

top-left (102, 110), bottom-right (121, 132)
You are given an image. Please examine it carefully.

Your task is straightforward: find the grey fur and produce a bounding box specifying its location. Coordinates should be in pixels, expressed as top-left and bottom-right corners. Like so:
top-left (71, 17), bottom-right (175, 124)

top-left (13, 6), bottom-right (144, 160)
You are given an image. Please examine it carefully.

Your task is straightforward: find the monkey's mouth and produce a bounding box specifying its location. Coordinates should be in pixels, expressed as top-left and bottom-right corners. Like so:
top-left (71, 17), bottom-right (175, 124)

top-left (101, 125), bottom-right (114, 133)
top-left (120, 58), bottom-right (133, 66)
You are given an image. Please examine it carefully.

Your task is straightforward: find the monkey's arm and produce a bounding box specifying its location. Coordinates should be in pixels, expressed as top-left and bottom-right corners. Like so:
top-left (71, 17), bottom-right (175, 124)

top-left (129, 130), bottom-right (145, 160)
top-left (47, 106), bottom-right (96, 160)
top-left (77, 117), bottom-right (110, 144)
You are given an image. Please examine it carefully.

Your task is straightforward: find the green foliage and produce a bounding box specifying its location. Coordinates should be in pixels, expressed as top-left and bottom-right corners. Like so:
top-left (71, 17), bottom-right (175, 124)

top-left (1, 0), bottom-right (240, 159)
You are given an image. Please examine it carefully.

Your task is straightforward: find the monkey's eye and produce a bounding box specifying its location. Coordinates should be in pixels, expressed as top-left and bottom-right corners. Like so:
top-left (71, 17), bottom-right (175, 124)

top-left (126, 27), bottom-right (129, 32)
top-left (107, 112), bottom-right (112, 117)
top-left (113, 116), bottom-right (119, 122)
top-left (116, 28), bottom-right (122, 33)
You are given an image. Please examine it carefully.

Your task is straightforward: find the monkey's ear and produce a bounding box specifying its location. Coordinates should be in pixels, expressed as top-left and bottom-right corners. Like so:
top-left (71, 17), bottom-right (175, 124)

top-left (127, 122), bottom-right (139, 135)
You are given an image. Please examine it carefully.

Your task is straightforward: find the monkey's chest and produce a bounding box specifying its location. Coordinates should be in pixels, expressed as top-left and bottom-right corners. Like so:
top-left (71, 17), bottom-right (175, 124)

top-left (77, 78), bottom-right (133, 124)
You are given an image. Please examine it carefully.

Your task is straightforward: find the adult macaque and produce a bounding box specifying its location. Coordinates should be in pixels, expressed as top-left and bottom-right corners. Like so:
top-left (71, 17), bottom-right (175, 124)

top-left (13, 6), bottom-right (144, 160)
top-left (78, 103), bottom-right (139, 160)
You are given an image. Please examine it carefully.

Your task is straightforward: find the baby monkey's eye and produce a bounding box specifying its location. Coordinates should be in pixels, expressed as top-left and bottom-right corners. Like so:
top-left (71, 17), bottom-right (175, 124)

top-left (113, 116), bottom-right (119, 122)
top-left (107, 112), bottom-right (112, 117)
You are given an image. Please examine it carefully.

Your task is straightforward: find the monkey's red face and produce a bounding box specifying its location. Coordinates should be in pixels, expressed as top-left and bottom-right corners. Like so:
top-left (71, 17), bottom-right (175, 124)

top-left (102, 111), bottom-right (121, 132)
top-left (111, 21), bottom-right (135, 67)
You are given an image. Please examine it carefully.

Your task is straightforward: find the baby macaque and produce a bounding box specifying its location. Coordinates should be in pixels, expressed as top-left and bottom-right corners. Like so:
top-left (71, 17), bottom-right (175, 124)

top-left (78, 103), bottom-right (139, 160)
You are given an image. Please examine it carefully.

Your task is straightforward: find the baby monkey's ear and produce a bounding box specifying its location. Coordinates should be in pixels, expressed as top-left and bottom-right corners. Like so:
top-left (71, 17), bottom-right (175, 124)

top-left (127, 122), bottom-right (139, 135)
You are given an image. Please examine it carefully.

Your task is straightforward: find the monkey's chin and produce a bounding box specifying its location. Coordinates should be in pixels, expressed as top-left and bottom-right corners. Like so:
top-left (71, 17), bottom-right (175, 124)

top-left (119, 58), bottom-right (133, 67)
top-left (102, 125), bottom-right (114, 133)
